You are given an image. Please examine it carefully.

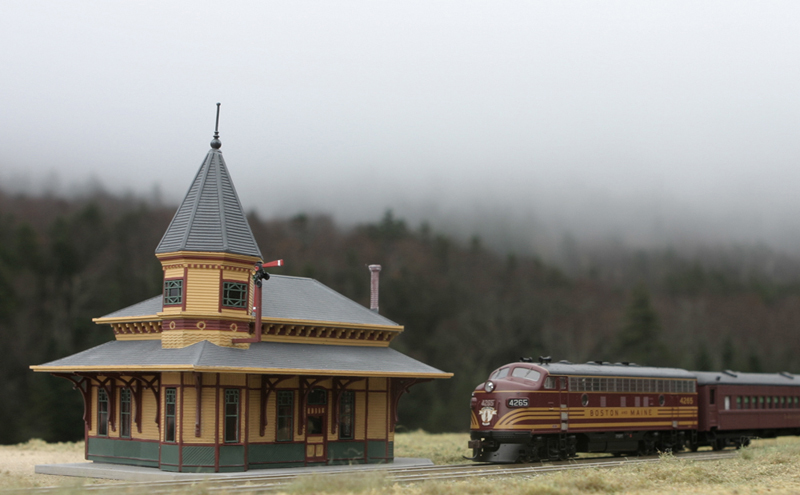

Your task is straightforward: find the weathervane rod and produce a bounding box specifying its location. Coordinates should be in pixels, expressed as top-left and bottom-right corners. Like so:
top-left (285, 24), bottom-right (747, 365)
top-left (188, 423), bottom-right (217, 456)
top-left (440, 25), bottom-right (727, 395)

top-left (214, 102), bottom-right (221, 137)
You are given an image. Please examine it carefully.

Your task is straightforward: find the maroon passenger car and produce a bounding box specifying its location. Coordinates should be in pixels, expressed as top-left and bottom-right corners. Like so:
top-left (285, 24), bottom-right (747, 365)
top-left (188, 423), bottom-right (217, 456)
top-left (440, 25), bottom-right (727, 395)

top-left (693, 371), bottom-right (800, 450)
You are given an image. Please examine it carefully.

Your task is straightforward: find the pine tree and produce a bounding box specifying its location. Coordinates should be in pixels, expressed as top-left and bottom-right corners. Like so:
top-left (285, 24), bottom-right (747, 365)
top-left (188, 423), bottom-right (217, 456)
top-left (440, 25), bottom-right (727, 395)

top-left (615, 285), bottom-right (668, 366)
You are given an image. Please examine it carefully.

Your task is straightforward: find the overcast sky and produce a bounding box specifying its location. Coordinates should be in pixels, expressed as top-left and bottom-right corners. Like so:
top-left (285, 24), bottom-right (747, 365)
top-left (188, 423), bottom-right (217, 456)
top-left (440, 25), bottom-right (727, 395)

top-left (2, 1), bottom-right (800, 252)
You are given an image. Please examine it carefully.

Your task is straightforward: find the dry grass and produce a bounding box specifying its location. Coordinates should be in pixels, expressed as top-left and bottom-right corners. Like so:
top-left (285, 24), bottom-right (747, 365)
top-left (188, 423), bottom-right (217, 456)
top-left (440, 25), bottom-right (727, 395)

top-left (393, 431), bottom-right (473, 465)
top-left (284, 435), bottom-right (800, 495)
top-left (4, 434), bottom-right (800, 494)
top-left (0, 439), bottom-right (106, 490)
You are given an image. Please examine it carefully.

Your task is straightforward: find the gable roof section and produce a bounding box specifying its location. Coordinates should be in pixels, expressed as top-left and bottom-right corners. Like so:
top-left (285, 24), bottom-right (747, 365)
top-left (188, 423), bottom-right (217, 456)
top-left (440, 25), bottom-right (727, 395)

top-left (156, 149), bottom-right (262, 258)
top-left (31, 340), bottom-right (451, 378)
top-left (260, 275), bottom-right (398, 326)
top-left (96, 275), bottom-right (399, 327)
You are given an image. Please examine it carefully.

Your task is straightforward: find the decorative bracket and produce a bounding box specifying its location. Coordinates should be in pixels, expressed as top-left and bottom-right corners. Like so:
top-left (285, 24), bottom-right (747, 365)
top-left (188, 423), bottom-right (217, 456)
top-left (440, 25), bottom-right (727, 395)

top-left (258, 375), bottom-right (292, 436)
top-left (298, 376), bottom-right (326, 436)
top-left (390, 378), bottom-right (432, 432)
top-left (52, 374), bottom-right (92, 431)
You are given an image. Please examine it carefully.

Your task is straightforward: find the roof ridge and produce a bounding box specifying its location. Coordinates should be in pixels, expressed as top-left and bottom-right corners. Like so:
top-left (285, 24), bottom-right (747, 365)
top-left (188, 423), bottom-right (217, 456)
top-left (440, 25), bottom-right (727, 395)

top-left (180, 151), bottom-right (212, 251)
top-left (215, 153), bottom-right (229, 252)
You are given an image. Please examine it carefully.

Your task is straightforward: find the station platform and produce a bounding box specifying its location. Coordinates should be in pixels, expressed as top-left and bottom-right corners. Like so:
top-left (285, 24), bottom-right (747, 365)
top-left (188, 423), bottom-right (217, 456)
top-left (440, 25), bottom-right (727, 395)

top-left (35, 457), bottom-right (434, 481)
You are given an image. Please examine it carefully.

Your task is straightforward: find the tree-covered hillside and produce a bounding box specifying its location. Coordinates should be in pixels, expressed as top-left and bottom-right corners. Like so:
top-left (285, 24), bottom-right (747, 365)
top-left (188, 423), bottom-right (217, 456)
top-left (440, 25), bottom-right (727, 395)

top-left (2, 189), bottom-right (800, 443)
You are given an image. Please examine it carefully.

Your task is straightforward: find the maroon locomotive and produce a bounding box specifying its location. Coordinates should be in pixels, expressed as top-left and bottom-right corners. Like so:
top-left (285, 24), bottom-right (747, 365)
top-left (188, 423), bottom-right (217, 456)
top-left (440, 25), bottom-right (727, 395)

top-left (468, 357), bottom-right (800, 462)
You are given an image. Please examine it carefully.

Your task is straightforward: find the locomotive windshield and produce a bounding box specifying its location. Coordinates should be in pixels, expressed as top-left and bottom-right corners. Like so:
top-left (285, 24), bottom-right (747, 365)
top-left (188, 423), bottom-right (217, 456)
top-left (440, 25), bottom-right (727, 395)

top-left (511, 367), bottom-right (541, 382)
top-left (490, 367), bottom-right (510, 380)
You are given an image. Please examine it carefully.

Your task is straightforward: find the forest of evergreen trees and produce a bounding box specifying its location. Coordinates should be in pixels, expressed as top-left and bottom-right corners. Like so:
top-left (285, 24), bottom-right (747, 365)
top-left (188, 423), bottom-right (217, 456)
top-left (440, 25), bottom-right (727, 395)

top-left (2, 188), bottom-right (800, 443)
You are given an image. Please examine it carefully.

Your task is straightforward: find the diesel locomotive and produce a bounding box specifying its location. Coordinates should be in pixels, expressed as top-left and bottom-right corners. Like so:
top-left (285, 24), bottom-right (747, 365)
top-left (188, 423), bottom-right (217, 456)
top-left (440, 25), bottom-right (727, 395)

top-left (468, 357), bottom-right (800, 462)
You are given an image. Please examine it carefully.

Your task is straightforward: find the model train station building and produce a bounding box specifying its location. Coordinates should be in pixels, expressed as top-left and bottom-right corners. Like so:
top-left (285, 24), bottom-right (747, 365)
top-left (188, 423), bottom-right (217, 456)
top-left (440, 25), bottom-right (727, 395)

top-left (31, 125), bottom-right (451, 472)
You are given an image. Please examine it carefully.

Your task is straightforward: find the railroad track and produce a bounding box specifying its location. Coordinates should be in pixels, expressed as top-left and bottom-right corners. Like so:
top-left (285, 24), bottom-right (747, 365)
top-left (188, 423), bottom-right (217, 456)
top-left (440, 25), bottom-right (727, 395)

top-left (13, 450), bottom-right (738, 494)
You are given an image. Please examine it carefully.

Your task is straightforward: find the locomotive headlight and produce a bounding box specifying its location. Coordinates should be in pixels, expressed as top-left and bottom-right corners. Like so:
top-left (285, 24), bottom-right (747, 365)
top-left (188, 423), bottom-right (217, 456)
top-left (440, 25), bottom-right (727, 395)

top-left (485, 381), bottom-right (495, 393)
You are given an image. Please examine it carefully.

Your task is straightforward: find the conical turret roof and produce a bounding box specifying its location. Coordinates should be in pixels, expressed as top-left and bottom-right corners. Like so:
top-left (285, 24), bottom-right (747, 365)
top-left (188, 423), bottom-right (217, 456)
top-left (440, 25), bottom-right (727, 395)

top-left (156, 148), bottom-right (262, 258)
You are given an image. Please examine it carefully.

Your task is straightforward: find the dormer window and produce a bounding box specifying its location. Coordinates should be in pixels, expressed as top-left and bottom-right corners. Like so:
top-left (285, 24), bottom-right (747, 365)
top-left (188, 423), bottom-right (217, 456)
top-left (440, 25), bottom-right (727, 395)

top-left (164, 279), bottom-right (183, 306)
top-left (222, 282), bottom-right (248, 308)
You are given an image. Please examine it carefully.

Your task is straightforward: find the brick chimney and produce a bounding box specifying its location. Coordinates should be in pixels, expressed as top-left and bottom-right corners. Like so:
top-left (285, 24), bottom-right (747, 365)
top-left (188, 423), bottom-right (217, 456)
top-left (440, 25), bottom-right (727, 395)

top-left (368, 264), bottom-right (381, 312)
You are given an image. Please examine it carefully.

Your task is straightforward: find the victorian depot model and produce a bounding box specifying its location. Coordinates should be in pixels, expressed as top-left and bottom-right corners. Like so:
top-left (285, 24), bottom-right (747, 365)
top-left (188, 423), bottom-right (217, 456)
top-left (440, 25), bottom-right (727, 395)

top-left (31, 119), bottom-right (451, 472)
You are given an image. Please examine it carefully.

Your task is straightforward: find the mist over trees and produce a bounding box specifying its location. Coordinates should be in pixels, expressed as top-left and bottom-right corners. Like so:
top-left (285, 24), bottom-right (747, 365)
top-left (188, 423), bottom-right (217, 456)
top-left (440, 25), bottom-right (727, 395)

top-left (2, 188), bottom-right (800, 443)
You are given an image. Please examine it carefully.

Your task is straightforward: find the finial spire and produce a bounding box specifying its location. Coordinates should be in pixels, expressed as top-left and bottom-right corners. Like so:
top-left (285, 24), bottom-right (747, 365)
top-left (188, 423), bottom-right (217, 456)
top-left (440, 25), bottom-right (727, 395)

top-left (211, 102), bottom-right (222, 149)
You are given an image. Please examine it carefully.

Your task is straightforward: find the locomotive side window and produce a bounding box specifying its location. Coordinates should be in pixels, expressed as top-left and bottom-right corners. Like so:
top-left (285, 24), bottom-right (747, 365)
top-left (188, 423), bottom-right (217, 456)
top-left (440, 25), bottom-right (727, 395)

top-left (736, 396), bottom-right (742, 409)
top-left (560, 377), bottom-right (567, 390)
top-left (724, 396), bottom-right (730, 410)
top-left (744, 396), bottom-right (749, 408)
top-left (544, 377), bottom-right (556, 389)
top-left (710, 389), bottom-right (716, 405)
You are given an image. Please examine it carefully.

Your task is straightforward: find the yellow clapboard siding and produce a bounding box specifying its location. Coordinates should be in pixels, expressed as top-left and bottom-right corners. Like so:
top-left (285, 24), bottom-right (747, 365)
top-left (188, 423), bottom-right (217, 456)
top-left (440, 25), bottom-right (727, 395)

top-left (182, 386), bottom-right (197, 442)
top-left (140, 388), bottom-right (160, 440)
top-left (355, 391), bottom-right (366, 441)
top-left (88, 386), bottom-right (98, 436)
top-left (369, 377), bottom-right (387, 392)
top-left (222, 269), bottom-right (249, 282)
top-left (280, 377), bottom-right (300, 389)
top-left (161, 305), bottom-right (181, 315)
top-left (164, 267), bottom-right (184, 279)
top-left (247, 388), bottom-right (262, 441)
top-left (162, 372), bottom-right (181, 385)
top-left (194, 386), bottom-right (218, 443)
top-left (239, 387), bottom-right (247, 442)
top-left (186, 269), bottom-right (221, 312)
top-left (219, 374), bottom-right (246, 386)
top-left (367, 391), bottom-right (387, 439)
top-left (221, 308), bottom-right (249, 317)
top-left (216, 389), bottom-right (223, 442)
top-left (264, 392), bottom-right (277, 442)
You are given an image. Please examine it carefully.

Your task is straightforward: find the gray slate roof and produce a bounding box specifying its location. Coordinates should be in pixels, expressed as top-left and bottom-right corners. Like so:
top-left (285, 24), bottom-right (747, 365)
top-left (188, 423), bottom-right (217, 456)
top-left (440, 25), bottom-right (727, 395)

top-left (99, 275), bottom-right (399, 327)
top-left (692, 371), bottom-right (800, 387)
top-left (156, 149), bottom-right (262, 258)
top-left (504, 361), bottom-right (696, 379)
top-left (33, 340), bottom-right (450, 377)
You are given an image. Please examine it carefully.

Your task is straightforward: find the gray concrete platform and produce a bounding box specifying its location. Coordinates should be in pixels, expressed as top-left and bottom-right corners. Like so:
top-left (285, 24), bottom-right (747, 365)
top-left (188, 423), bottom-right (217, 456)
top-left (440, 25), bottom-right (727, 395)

top-left (35, 457), bottom-right (434, 481)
